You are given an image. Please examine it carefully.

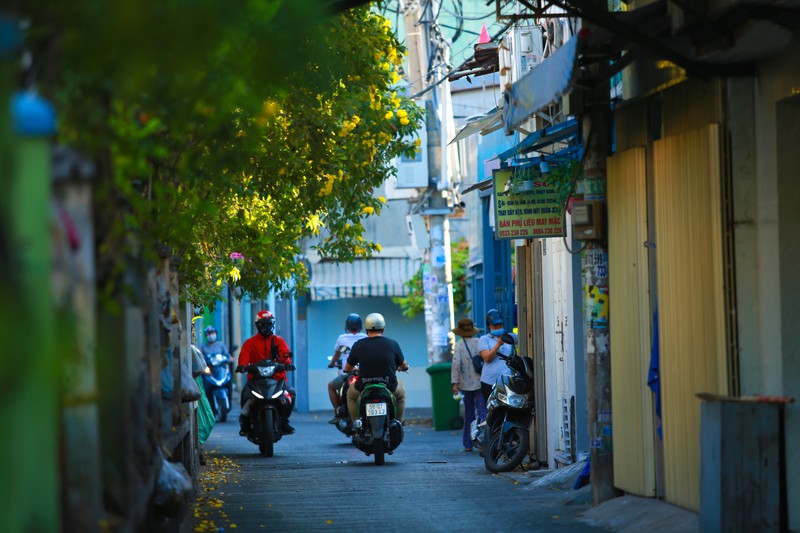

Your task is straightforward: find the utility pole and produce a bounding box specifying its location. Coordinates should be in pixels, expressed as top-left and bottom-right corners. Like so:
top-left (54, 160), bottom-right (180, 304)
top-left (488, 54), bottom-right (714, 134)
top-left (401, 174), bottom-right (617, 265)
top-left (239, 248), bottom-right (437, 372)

top-left (582, 0), bottom-right (615, 505)
top-left (403, 0), bottom-right (454, 364)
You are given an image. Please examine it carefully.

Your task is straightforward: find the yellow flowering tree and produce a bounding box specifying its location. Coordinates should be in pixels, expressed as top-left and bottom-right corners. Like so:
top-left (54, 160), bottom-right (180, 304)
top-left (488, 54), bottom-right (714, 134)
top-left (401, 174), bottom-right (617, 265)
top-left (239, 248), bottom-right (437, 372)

top-left (24, 2), bottom-right (423, 304)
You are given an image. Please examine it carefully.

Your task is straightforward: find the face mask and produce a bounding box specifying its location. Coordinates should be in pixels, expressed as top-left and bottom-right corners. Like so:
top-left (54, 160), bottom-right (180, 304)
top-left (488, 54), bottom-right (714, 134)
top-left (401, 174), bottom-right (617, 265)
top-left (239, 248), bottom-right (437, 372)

top-left (257, 323), bottom-right (274, 337)
top-left (206, 333), bottom-right (217, 343)
top-left (491, 328), bottom-right (505, 337)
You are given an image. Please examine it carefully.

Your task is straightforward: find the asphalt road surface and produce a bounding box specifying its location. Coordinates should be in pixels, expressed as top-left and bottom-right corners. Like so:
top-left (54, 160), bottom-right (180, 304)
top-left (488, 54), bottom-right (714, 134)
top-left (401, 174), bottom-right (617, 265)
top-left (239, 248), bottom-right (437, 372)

top-left (182, 404), bottom-right (607, 533)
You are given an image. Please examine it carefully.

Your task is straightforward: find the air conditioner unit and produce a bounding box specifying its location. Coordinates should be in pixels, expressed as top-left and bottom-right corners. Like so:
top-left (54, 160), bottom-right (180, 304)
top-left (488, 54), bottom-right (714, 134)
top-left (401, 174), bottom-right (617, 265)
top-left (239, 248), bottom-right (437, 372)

top-left (499, 25), bottom-right (544, 89)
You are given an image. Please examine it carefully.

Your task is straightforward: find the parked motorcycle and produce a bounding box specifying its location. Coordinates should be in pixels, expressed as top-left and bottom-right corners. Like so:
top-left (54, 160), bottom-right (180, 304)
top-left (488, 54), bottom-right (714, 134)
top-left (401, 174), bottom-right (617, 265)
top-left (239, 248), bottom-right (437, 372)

top-left (202, 352), bottom-right (233, 422)
top-left (328, 346), bottom-right (358, 437)
top-left (351, 381), bottom-right (404, 465)
top-left (236, 359), bottom-right (296, 457)
top-left (480, 333), bottom-right (535, 473)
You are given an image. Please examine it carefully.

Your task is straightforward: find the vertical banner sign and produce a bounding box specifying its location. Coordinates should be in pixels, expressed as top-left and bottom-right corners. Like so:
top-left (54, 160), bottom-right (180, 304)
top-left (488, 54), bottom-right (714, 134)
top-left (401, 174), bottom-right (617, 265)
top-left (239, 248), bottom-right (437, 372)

top-left (492, 168), bottom-right (565, 239)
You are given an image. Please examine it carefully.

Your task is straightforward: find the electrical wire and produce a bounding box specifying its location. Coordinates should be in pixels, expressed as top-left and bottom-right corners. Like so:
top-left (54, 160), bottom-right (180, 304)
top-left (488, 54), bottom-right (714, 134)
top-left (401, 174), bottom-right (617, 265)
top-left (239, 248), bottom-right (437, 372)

top-left (449, 0), bottom-right (464, 43)
top-left (407, 20), bottom-right (512, 100)
top-left (439, 0), bottom-right (497, 21)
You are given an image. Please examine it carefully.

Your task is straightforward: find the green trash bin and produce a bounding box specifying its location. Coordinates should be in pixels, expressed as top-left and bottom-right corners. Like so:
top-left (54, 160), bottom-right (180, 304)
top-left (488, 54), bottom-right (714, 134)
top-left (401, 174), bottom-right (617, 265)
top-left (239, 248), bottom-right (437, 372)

top-left (426, 362), bottom-right (463, 431)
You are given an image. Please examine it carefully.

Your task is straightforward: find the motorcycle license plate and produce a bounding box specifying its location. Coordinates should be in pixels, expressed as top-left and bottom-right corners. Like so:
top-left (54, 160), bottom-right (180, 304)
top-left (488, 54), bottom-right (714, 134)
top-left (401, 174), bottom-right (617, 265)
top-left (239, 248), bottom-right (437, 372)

top-left (366, 402), bottom-right (387, 417)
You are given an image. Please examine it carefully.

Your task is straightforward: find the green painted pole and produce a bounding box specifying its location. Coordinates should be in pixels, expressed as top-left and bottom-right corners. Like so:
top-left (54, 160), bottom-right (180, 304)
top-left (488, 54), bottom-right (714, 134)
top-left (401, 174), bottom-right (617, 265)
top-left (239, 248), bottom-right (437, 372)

top-left (5, 89), bottom-right (60, 531)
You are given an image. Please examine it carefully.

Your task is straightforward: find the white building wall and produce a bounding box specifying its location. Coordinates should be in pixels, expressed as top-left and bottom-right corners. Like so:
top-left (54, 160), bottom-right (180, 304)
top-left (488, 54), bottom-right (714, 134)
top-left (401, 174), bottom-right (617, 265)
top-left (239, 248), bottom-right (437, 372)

top-left (541, 235), bottom-right (578, 468)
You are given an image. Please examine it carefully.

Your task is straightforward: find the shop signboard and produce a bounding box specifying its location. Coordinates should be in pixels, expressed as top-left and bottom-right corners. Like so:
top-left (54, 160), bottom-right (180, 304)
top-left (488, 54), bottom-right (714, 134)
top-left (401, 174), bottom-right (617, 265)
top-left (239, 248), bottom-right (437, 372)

top-left (492, 168), bottom-right (565, 240)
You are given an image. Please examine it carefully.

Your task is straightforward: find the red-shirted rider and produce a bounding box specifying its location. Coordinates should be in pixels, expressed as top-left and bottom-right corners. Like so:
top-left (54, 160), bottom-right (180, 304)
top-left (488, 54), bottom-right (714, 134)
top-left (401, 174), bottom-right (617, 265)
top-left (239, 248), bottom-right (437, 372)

top-left (237, 310), bottom-right (296, 435)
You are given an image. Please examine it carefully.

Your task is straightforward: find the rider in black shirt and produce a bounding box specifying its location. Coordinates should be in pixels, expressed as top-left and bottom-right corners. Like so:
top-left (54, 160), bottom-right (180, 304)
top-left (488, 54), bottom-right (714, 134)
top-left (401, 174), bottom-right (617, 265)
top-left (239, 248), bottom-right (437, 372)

top-left (344, 313), bottom-right (409, 422)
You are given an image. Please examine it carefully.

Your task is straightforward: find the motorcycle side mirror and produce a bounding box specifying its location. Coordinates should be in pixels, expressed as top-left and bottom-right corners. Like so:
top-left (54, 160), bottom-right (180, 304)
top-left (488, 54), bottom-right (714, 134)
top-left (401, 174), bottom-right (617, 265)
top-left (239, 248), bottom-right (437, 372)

top-left (501, 332), bottom-right (516, 345)
top-left (231, 344), bottom-right (239, 352)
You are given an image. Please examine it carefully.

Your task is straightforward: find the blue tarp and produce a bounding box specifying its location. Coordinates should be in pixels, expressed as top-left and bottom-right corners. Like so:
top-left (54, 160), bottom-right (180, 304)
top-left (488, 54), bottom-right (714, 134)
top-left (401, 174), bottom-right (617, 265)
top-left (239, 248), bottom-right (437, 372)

top-left (503, 35), bottom-right (580, 135)
top-left (648, 307), bottom-right (662, 439)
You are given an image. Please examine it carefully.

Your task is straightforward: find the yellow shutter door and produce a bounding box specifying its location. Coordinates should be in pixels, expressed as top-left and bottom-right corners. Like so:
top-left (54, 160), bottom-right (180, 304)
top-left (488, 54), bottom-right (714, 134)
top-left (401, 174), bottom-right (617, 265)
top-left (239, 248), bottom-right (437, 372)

top-left (608, 147), bottom-right (656, 497)
top-left (653, 124), bottom-right (728, 511)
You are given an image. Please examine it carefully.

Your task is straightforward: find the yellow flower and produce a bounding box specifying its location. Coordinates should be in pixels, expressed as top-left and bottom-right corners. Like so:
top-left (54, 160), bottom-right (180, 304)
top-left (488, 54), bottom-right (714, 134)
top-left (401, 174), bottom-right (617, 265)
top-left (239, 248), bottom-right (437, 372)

top-left (384, 111), bottom-right (394, 120)
top-left (397, 109), bottom-right (408, 118)
top-left (321, 174), bottom-right (336, 195)
top-left (306, 213), bottom-right (324, 235)
top-left (400, 117), bottom-right (410, 125)
top-left (375, 243), bottom-right (383, 252)
top-left (351, 115), bottom-right (360, 125)
top-left (378, 196), bottom-right (387, 204)
top-left (414, 138), bottom-right (422, 146)
top-left (362, 206), bottom-right (375, 215)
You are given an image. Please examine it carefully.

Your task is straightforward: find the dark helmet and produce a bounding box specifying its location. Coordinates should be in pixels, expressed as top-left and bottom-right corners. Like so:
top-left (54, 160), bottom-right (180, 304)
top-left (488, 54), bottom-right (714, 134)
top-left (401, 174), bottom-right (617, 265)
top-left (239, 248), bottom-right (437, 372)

top-left (204, 325), bottom-right (216, 335)
top-left (345, 313), bottom-right (363, 332)
top-left (485, 309), bottom-right (504, 327)
top-left (364, 313), bottom-right (386, 331)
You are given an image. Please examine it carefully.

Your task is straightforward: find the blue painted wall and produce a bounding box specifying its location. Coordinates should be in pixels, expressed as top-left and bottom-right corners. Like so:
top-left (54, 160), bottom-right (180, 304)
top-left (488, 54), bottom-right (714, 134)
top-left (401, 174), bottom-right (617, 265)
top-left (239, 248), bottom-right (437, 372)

top-left (301, 296), bottom-right (431, 412)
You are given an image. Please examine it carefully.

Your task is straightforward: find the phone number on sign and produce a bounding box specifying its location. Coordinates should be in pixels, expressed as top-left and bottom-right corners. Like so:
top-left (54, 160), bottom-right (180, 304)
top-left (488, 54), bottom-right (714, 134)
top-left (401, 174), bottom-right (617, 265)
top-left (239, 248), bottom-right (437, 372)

top-left (498, 227), bottom-right (559, 238)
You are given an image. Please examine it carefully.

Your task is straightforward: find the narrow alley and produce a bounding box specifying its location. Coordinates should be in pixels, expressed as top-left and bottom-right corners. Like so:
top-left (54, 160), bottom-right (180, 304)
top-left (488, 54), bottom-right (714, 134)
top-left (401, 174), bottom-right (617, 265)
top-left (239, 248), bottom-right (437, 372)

top-left (182, 404), bottom-right (606, 533)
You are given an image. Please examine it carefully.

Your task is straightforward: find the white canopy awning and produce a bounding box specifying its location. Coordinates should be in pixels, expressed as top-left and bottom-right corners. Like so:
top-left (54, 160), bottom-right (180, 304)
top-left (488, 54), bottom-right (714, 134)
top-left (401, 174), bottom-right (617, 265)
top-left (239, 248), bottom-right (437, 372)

top-left (309, 257), bottom-right (421, 301)
top-left (448, 105), bottom-right (504, 145)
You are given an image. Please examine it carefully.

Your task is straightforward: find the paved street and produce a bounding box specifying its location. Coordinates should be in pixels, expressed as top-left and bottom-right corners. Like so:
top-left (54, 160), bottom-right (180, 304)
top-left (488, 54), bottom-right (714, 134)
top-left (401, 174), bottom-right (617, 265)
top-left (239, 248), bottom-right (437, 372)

top-left (182, 403), bottom-right (608, 532)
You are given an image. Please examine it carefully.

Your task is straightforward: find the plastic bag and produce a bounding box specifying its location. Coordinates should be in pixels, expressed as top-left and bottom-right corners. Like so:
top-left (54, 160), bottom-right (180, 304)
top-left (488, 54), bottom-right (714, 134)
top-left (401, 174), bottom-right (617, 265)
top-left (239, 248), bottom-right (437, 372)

top-left (196, 377), bottom-right (215, 444)
top-left (153, 450), bottom-right (193, 517)
top-left (180, 362), bottom-right (201, 403)
top-left (190, 344), bottom-right (208, 378)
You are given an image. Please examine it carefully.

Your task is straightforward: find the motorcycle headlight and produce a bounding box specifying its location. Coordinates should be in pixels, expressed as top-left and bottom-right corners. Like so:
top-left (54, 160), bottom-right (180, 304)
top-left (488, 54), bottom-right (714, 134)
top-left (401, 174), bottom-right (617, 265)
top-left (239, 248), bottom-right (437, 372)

top-left (507, 394), bottom-right (527, 409)
top-left (257, 366), bottom-right (275, 377)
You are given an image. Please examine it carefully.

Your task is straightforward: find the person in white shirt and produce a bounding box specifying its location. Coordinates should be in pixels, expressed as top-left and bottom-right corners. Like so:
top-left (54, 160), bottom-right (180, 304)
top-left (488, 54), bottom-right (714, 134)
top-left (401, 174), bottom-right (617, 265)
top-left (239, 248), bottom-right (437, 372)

top-left (477, 309), bottom-right (517, 403)
top-left (327, 313), bottom-right (367, 423)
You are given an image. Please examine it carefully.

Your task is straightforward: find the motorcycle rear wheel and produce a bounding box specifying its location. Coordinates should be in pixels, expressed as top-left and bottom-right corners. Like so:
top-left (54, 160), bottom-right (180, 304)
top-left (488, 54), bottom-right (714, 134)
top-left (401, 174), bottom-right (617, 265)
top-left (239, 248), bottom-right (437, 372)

top-left (373, 436), bottom-right (385, 465)
top-left (484, 427), bottom-right (529, 473)
top-left (259, 410), bottom-right (274, 457)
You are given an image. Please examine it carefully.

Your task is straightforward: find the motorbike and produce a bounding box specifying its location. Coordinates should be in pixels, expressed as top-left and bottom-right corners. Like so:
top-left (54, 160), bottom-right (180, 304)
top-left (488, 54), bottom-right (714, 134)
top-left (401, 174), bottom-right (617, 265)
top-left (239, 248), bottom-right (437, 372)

top-left (202, 351), bottom-right (233, 422)
top-left (351, 381), bottom-right (404, 465)
top-left (236, 359), bottom-right (296, 457)
top-left (328, 347), bottom-right (358, 437)
top-left (479, 332), bottom-right (536, 473)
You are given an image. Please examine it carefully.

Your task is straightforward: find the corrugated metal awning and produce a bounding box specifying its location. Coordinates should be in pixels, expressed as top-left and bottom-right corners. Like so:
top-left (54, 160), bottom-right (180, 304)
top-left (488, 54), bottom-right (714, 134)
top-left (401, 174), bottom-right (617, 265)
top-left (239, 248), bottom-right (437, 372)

top-left (309, 257), bottom-right (421, 301)
top-left (497, 118), bottom-right (580, 161)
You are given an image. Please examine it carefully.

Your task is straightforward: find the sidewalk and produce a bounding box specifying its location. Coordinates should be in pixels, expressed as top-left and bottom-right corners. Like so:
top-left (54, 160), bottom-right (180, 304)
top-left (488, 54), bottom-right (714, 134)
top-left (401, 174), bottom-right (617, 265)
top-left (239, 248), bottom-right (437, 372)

top-left (499, 461), bottom-right (700, 533)
top-left (390, 406), bottom-right (699, 532)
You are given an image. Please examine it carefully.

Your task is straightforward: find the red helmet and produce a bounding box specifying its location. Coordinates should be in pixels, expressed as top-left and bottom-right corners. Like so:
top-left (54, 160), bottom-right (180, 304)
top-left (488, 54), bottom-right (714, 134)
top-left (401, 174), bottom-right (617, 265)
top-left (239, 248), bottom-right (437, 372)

top-left (255, 310), bottom-right (275, 336)
top-left (256, 310), bottom-right (274, 321)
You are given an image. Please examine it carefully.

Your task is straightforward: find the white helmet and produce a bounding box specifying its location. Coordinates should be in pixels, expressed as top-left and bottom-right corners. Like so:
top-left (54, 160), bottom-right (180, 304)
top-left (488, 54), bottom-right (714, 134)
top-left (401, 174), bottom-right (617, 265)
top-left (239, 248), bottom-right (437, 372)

top-left (364, 313), bottom-right (386, 331)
